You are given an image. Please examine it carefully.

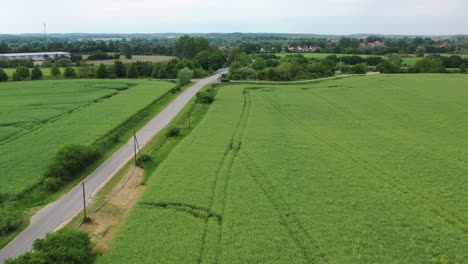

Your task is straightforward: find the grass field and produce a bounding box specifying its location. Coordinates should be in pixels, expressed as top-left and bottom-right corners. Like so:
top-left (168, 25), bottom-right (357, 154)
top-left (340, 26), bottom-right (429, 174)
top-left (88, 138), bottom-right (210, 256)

top-left (99, 74), bottom-right (467, 263)
top-left (0, 80), bottom-right (174, 196)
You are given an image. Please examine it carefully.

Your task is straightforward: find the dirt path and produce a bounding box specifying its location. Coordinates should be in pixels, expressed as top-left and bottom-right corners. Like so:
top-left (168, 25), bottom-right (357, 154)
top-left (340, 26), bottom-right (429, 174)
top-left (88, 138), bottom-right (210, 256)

top-left (79, 166), bottom-right (145, 252)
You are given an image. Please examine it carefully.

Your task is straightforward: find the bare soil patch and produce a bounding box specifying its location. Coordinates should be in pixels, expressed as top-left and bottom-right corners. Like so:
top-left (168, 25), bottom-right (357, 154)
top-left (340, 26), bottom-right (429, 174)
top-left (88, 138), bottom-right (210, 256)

top-left (79, 166), bottom-right (145, 252)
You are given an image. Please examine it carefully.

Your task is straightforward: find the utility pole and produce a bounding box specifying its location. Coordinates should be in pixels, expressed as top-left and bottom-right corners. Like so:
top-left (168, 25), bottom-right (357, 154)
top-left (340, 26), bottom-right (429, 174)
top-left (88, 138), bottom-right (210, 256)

top-left (82, 182), bottom-right (87, 221)
top-left (339, 56), bottom-right (342, 75)
top-left (43, 23), bottom-right (47, 52)
top-left (133, 130), bottom-right (137, 166)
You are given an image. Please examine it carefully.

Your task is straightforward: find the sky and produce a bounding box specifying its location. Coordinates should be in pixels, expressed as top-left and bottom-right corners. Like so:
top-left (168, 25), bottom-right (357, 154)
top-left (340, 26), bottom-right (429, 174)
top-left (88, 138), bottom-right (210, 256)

top-left (1, 0), bottom-right (467, 35)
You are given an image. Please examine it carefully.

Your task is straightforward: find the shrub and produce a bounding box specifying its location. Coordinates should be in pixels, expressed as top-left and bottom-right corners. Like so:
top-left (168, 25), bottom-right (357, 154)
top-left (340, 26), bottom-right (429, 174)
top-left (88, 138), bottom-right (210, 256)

top-left (45, 145), bottom-right (100, 182)
top-left (460, 63), bottom-right (467, 73)
top-left (196, 91), bottom-right (215, 104)
top-left (0, 210), bottom-right (23, 236)
top-left (30, 65), bottom-right (43, 80)
top-left (166, 126), bottom-right (180, 138)
top-left (127, 63), bottom-right (139, 78)
top-left (87, 51), bottom-right (111, 60)
top-left (411, 58), bottom-right (445, 73)
top-left (5, 229), bottom-right (96, 264)
top-left (178, 67), bottom-right (193, 86)
top-left (96, 64), bottom-right (108, 79)
top-left (376, 60), bottom-right (400, 73)
top-left (12, 66), bottom-right (30, 81)
top-left (63, 67), bottom-right (77, 78)
top-left (43, 177), bottom-right (64, 192)
top-left (350, 63), bottom-right (368, 74)
top-left (50, 65), bottom-right (61, 77)
top-left (0, 68), bottom-right (8, 82)
top-left (136, 153), bottom-right (152, 167)
top-left (55, 58), bottom-right (71, 68)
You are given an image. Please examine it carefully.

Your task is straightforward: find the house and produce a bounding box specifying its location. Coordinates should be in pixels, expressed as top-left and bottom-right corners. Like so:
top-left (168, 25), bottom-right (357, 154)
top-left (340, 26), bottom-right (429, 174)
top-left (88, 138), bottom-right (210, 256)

top-left (366, 41), bottom-right (385, 47)
top-left (0, 52), bottom-right (71, 61)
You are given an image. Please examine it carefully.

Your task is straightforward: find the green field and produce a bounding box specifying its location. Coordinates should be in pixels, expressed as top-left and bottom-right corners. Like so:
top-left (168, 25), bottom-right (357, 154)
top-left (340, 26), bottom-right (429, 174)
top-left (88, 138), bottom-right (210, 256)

top-left (0, 80), bottom-right (174, 196)
top-left (99, 74), bottom-right (467, 263)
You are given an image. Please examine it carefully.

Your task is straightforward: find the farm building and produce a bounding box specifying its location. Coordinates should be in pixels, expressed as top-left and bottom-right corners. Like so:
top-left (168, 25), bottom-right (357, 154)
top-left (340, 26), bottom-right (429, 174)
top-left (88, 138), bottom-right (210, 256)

top-left (0, 52), bottom-right (71, 61)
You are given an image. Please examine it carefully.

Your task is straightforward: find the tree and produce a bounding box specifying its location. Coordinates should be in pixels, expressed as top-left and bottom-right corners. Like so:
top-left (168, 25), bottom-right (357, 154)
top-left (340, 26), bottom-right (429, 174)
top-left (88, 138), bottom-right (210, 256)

top-left (63, 67), bottom-right (77, 78)
top-left (460, 63), bottom-right (467, 73)
top-left (50, 65), bottom-right (61, 77)
top-left (12, 66), bottom-right (30, 81)
top-left (0, 68), bottom-right (8, 82)
top-left (120, 43), bottom-right (132, 59)
top-left (127, 63), bottom-right (139, 78)
top-left (415, 46), bottom-right (426, 57)
top-left (376, 60), bottom-right (400, 73)
top-left (5, 229), bottom-right (96, 264)
top-left (173, 35), bottom-right (211, 59)
top-left (112, 61), bottom-right (126, 78)
top-left (96, 64), bottom-right (108, 79)
top-left (411, 58), bottom-right (445, 73)
top-left (30, 65), bottom-right (43, 80)
top-left (177, 67), bottom-right (193, 86)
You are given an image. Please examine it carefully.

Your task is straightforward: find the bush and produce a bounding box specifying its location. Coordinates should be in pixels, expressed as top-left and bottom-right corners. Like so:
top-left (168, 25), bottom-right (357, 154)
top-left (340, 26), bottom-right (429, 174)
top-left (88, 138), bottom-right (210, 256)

top-left (0, 210), bottom-right (23, 236)
top-left (96, 64), bottom-right (108, 79)
top-left (45, 145), bottom-right (100, 182)
top-left (6, 229), bottom-right (96, 264)
top-left (30, 65), bottom-right (43, 80)
top-left (43, 177), bottom-right (64, 192)
top-left (87, 51), bottom-right (112, 60)
top-left (459, 63), bottom-right (467, 73)
top-left (0, 68), bottom-right (8, 82)
top-left (350, 63), bottom-right (368, 74)
top-left (166, 126), bottom-right (180, 138)
top-left (136, 153), bottom-right (152, 167)
top-left (63, 67), bottom-right (77, 78)
top-left (55, 58), bottom-right (72, 68)
top-left (376, 60), bottom-right (400, 73)
top-left (50, 65), bottom-right (61, 77)
top-left (177, 67), bottom-right (193, 86)
top-left (411, 58), bottom-right (445, 73)
top-left (196, 91), bottom-right (215, 104)
top-left (12, 66), bottom-right (30, 81)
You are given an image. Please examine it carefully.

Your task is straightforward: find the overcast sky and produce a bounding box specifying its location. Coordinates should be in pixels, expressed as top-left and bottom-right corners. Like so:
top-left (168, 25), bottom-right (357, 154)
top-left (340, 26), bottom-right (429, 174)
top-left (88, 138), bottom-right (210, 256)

top-left (1, 0), bottom-right (467, 35)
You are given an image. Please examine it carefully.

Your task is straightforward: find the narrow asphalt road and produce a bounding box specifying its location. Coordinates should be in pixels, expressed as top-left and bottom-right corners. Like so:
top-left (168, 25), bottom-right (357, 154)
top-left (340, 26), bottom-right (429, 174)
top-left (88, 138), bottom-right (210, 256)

top-left (0, 71), bottom-right (226, 263)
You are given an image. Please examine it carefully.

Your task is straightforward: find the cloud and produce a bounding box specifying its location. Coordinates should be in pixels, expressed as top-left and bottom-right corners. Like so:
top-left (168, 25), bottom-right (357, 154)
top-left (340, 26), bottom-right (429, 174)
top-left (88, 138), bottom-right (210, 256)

top-left (0, 0), bottom-right (466, 34)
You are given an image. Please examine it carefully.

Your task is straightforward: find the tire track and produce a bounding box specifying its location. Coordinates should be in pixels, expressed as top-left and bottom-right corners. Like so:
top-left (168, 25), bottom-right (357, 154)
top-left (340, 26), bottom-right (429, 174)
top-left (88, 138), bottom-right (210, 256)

top-left (238, 149), bottom-right (327, 264)
top-left (198, 89), bottom-right (252, 264)
top-left (259, 91), bottom-right (467, 231)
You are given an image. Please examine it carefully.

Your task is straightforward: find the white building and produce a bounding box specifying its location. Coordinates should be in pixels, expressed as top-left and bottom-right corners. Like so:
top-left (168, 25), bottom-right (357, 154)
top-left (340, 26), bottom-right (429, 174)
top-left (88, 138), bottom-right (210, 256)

top-left (0, 52), bottom-right (71, 61)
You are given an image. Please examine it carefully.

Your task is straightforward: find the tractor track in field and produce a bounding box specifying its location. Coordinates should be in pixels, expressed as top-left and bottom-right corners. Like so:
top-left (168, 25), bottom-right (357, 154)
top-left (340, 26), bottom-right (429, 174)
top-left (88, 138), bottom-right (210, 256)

top-left (197, 89), bottom-right (252, 264)
top-left (140, 202), bottom-right (222, 223)
top-left (0, 90), bottom-right (122, 147)
top-left (239, 149), bottom-right (327, 264)
top-left (259, 91), bottom-right (467, 231)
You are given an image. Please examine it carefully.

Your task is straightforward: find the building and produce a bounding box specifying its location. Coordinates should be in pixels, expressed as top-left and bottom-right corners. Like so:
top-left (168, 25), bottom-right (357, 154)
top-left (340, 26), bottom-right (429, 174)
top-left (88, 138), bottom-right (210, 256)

top-left (0, 52), bottom-right (71, 61)
top-left (365, 41), bottom-right (385, 47)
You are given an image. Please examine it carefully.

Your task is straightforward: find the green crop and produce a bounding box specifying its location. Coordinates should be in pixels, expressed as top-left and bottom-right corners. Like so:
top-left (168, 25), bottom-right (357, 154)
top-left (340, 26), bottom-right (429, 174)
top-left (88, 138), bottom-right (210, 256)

top-left (0, 80), bottom-right (173, 196)
top-left (100, 74), bottom-right (467, 263)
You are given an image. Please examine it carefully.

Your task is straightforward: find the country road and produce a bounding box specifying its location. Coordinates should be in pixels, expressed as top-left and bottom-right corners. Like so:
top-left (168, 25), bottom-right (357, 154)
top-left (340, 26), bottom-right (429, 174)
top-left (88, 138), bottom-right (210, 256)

top-left (0, 71), bottom-right (226, 263)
